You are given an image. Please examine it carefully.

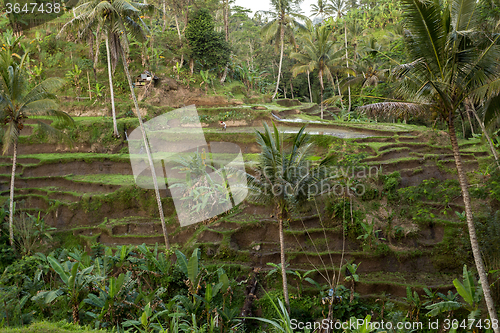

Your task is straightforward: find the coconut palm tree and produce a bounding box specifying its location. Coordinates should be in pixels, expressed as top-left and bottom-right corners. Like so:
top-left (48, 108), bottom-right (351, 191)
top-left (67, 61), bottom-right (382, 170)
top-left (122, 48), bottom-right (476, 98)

top-left (246, 122), bottom-right (333, 311)
top-left (342, 57), bottom-right (389, 92)
top-left (61, 0), bottom-right (170, 249)
top-left (116, 2), bottom-right (171, 250)
top-left (291, 25), bottom-right (345, 119)
top-left (310, 0), bottom-right (334, 21)
top-left (359, 0), bottom-right (500, 327)
top-left (259, 0), bottom-right (308, 99)
top-left (330, 0), bottom-right (352, 111)
top-left (0, 51), bottom-right (73, 248)
top-left (330, 0), bottom-right (346, 18)
top-left (58, 0), bottom-right (150, 138)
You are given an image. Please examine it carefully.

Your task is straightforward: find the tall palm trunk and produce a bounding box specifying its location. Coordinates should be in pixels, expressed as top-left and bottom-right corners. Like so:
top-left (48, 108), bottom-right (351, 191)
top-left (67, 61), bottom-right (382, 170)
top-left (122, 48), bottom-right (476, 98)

top-left (105, 35), bottom-right (119, 137)
top-left (223, 0), bottom-right (229, 42)
top-left (220, 67), bottom-right (228, 84)
top-left (162, 0), bottom-right (166, 32)
top-left (272, 24), bottom-right (285, 100)
top-left (336, 75), bottom-right (344, 109)
top-left (448, 115), bottom-right (499, 331)
top-left (120, 49), bottom-right (170, 250)
top-left (174, 15), bottom-right (182, 41)
top-left (278, 207), bottom-right (290, 312)
top-left (8, 139), bottom-right (18, 248)
top-left (307, 70), bottom-right (313, 103)
top-left (466, 109), bottom-right (475, 136)
top-left (320, 88), bottom-right (324, 119)
top-left (173, 15), bottom-right (184, 69)
top-left (319, 70), bottom-right (324, 119)
top-left (93, 26), bottom-right (101, 82)
top-left (344, 24), bottom-right (351, 112)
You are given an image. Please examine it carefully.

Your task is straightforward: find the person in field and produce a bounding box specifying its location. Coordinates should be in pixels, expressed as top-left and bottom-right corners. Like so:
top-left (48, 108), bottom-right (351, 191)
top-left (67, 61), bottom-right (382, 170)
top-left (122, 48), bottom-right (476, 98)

top-left (220, 121), bottom-right (227, 131)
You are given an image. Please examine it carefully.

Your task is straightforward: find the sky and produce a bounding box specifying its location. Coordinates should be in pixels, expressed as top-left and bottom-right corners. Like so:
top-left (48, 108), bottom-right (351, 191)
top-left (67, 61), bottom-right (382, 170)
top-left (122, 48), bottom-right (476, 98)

top-left (233, 0), bottom-right (318, 19)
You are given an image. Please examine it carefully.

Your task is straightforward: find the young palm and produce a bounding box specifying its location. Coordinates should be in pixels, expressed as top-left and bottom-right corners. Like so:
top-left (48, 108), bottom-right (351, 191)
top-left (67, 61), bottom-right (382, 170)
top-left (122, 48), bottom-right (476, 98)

top-left (360, 0), bottom-right (500, 326)
top-left (291, 25), bottom-right (345, 119)
top-left (246, 122), bottom-right (333, 311)
top-left (259, 0), bottom-right (308, 99)
top-left (0, 52), bottom-right (73, 248)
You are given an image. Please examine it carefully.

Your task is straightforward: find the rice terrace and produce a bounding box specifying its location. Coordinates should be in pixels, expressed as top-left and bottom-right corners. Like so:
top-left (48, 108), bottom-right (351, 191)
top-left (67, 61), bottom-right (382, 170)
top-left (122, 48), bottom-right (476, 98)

top-left (0, 0), bottom-right (500, 331)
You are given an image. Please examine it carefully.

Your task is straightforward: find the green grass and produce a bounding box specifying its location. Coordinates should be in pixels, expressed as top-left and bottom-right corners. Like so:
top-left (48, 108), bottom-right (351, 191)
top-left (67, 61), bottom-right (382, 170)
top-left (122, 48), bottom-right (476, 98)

top-left (359, 271), bottom-right (456, 288)
top-left (17, 153), bottom-right (129, 164)
top-left (367, 156), bottom-right (421, 165)
top-left (64, 174), bottom-right (136, 186)
top-left (0, 321), bottom-right (108, 333)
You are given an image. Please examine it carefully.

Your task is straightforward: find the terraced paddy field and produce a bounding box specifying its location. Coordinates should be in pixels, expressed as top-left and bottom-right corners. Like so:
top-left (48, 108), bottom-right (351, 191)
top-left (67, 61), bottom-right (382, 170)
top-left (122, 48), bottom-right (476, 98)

top-left (2, 103), bottom-right (497, 301)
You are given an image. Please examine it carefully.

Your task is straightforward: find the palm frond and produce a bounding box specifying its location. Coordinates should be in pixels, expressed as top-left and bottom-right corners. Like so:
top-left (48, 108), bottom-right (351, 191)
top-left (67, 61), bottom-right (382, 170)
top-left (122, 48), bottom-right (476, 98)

top-left (358, 101), bottom-right (428, 118)
top-left (483, 93), bottom-right (500, 126)
top-left (2, 122), bottom-right (18, 155)
top-left (20, 78), bottom-right (65, 106)
top-left (402, 0), bottom-right (446, 79)
top-left (22, 99), bottom-right (59, 114)
top-left (451, 0), bottom-right (478, 32)
top-left (34, 120), bottom-right (74, 149)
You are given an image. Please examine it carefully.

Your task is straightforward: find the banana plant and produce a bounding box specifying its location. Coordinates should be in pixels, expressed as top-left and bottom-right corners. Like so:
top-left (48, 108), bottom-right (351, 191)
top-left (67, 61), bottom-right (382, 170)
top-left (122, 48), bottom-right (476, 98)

top-left (175, 248), bottom-right (202, 296)
top-left (122, 302), bottom-right (170, 332)
top-left (342, 315), bottom-right (375, 333)
top-left (343, 261), bottom-right (361, 303)
top-left (65, 64), bottom-right (82, 94)
top-left (426, 265), bottom-right (484, 321)
top-left (137, 243), bottom-right (172, 275)
top-left (68, 247), bottom-right (93, 268)
top-left (266, 263), bottom-right (294, 284)
top-left (403, 286), bottom-right (422, 321)
top-left (32, 256), bottom-right (95, 324)
top-left (201, 268), bottom-right (230, 325)
top-left (425, 290), bottom-right (460, 318)
top-left (92, 83), bottom-right (106, 101)
top-left (111, 245), bottom-right (133, 268)
top-left (289, 269), bottom-right (319, 297)
top-left (174, 61), bottom-right (182, 80)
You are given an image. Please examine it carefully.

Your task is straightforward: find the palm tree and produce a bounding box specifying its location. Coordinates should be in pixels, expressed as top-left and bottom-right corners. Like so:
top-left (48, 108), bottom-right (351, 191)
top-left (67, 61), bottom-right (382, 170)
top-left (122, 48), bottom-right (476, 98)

top-left (59, 0), bottom-right (139, 138)
top-left (61, 0), bottom-right (171, 249)
top-left (0, 51), bottom-right (73, 248)
top-left (330, 0), bottom-right (346, 17)
top-left (330, 0), bottom-right (352, 111)
top-left (342, 57), bottom-right (389, 92)
top-left (291, 25), bottom-right (344, 119)
top-left (310, 0), bottom-right (334, 21)
top-left (246, 122), bottom-right (333, 311)
top-left (116, 2), bottom-right (171, 250)
top-left (359, 0), bottom-right (500, 327)
top-left (259, 0), bottom-right (308, 99)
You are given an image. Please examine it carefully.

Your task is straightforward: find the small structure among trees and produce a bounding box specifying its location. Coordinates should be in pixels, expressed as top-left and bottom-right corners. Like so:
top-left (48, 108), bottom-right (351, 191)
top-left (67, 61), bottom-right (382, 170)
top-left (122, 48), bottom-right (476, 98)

top-left (134, 71), bottom-right (159, 87)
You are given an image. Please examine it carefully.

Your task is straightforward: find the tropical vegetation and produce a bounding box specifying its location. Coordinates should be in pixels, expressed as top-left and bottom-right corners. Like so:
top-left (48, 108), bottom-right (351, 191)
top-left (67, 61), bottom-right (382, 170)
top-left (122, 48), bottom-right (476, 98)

top-left (1, 0), bottom-right (500, 330)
